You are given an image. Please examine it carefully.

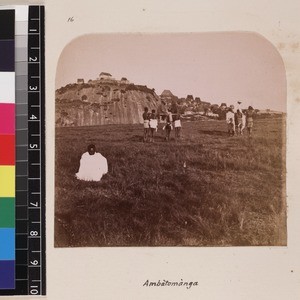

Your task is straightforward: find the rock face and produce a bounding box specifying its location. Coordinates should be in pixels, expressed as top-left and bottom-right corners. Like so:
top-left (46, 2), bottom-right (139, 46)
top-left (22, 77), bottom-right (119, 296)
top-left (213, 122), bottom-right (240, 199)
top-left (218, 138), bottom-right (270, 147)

top-left (56, 79), bottom-right (160, 126)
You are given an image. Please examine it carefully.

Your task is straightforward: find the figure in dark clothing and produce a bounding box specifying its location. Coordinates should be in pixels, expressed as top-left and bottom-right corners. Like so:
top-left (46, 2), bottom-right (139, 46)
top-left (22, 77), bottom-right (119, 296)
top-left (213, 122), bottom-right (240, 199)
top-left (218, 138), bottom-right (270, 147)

top-left (142, 107), bottom-right (150, 142)
top-left (235, 109), bottom-right (243, 135)
top-left (163, 110), bottom-right (173, 141)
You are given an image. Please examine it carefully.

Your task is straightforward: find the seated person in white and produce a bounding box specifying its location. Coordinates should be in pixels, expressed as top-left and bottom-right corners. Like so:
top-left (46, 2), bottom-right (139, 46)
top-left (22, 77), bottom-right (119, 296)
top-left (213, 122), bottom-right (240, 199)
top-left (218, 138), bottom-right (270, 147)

top-left (76, 144), bottom-right (108, 181)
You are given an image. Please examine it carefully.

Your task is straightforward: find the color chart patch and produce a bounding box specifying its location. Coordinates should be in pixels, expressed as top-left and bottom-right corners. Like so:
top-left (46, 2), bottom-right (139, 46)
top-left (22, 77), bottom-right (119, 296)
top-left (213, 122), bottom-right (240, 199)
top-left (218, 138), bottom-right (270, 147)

top-left (0, 104), bottom-right (15, 134)
top-left (0, 166), bottom-right (15, 197)
top-left (0, 135), bottom-right (15, 165)
top-left (0, 74), bottom-right (15, 103)
top-left (0, 8), bottom-right (15, 290)
top-left (0, 198), bottom-right (15, 227)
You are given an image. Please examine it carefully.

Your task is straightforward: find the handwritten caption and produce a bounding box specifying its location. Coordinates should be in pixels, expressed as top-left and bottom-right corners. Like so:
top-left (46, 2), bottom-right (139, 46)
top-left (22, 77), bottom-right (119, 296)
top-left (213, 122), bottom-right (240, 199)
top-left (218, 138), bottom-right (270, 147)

top-left (143, 279), bottom-right (198, 289)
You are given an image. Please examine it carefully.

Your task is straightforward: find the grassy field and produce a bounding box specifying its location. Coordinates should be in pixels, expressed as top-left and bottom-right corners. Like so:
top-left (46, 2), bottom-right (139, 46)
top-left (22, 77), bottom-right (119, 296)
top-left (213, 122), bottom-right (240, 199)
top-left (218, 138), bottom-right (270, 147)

top-left (55, 116), bottom-right (286, 247)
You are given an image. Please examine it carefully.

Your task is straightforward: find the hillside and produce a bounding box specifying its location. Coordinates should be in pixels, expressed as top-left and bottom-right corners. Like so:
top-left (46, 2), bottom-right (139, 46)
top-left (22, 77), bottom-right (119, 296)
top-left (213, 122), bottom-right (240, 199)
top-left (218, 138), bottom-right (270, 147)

top-left (56, 75), bottom-right (273, 127)
top-left (56, 79), bottom-right (160, 126)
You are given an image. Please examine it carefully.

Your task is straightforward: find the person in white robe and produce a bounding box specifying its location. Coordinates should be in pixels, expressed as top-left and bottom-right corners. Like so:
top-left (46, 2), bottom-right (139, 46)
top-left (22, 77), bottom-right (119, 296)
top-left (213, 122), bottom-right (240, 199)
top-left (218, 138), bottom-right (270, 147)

top-left (174, 114), bottom-right (182, 140)
top-left (149, 109), bottom-right (158, 142)
top-left (76, 144), bottom-right (108, 181)
top-left (226, 107), bottom-right (235, 135)
top-left (241, 112), bottom-right (246, 135)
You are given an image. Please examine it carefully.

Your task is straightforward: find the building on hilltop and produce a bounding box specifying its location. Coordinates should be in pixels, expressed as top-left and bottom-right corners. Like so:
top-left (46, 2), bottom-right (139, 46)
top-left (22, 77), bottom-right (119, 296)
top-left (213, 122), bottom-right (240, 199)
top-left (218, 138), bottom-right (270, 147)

top-left (120, 77), bottom-right (130, 84)
top-left (160, 90), bottom-right (174, 100)
top-left (97, 72), bottom-right (130, 84)
top-left (99, 72), bottom-right (114, 81)
top-left (161, 90), bottom-right (174, 97)
top-left (201, 101), bottom-right (211, 106)
top-left (77, 78), bottom-right (84, 84)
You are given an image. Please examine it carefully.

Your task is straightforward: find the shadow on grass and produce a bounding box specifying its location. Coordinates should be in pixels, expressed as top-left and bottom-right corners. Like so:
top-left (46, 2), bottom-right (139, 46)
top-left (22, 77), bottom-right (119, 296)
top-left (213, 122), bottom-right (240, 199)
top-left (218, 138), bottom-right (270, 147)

top-left (128, 135), bottom-right (143, 142)
top-left (199, 130), bottom-right (229, 137)
top-left (128, 135), bottom-right (174, 143)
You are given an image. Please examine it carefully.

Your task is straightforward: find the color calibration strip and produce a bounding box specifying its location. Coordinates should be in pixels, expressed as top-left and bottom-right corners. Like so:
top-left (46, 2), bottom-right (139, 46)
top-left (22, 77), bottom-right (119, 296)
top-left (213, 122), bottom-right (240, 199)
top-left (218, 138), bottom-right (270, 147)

top-left (0, 9), bottom-right (16, 290)
top-left (0, 6), bottom-right (45, 296)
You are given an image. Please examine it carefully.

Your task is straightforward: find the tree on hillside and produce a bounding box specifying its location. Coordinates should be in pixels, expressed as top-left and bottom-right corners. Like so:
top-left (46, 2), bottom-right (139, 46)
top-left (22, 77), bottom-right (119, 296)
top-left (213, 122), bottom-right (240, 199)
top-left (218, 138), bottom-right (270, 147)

top-left (170, 102), bottom-right (177, 114)
top-left (194, 97), bottom-right (201, 104)
top-left (204, 106), bottom-right (210, 116)
top-left (211, 104), bottom-right (219, 114)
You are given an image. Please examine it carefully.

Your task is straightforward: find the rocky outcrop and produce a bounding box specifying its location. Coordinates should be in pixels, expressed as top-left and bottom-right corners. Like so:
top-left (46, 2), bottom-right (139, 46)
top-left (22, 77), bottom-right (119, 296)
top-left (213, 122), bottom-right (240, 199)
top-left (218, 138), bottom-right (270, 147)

top-left (56, 80), bottom-right (160, 126)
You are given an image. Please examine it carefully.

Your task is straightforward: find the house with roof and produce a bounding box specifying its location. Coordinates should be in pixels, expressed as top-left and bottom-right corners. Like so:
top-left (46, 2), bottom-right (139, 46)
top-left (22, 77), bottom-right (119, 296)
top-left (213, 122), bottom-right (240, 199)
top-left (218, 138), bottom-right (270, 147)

top-left (99, 72), bottom-right (114, 81)
top-left (120, 77), bottom-right (130, 84)
top-left (160, 90), bottom-right (174, 101)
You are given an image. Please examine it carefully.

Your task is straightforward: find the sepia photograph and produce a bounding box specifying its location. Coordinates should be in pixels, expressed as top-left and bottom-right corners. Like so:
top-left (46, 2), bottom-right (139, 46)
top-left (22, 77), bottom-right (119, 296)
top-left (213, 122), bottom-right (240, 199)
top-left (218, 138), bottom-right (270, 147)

top-left (54, 33), bottom-right (286, 247)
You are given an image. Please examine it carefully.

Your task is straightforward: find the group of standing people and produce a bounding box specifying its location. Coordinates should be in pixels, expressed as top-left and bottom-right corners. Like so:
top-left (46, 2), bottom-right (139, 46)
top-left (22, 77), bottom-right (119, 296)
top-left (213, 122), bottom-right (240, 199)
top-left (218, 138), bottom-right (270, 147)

top-left (226, 106), bottom-right (255, 137)
top-left (142, 104), bottom-right (255, 142)
top-left (142, 107), bottom-right (182, 142)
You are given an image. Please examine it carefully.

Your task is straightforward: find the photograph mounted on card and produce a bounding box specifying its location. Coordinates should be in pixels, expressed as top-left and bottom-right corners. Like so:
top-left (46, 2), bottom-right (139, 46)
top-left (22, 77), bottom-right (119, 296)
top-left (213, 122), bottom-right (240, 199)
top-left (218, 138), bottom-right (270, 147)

top-left (54, 32), bottom-right (286, 247)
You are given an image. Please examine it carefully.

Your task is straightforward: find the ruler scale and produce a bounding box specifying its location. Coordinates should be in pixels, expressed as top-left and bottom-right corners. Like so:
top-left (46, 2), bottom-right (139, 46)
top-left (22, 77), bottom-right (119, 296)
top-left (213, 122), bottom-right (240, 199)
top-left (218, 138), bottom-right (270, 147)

top-left (28, 6), bottom-right (45, 295)
top-left (0, 5), bottom-right (45, 296)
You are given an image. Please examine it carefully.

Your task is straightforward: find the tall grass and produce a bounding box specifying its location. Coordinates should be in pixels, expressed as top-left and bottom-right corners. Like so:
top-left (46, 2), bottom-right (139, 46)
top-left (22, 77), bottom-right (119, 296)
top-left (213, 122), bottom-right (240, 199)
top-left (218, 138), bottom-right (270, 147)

top-left (55, 116), bottom-right (286, 247)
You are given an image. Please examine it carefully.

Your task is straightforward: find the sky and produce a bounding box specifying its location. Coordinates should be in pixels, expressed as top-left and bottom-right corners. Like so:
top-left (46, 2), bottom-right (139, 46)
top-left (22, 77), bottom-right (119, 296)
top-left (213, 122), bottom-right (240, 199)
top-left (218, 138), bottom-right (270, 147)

top-left (56, 33), bottom-right (286, 112)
